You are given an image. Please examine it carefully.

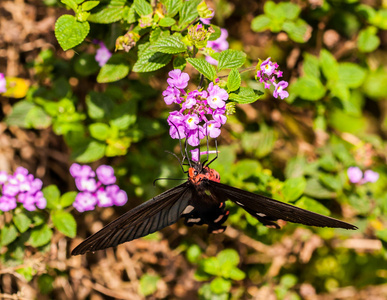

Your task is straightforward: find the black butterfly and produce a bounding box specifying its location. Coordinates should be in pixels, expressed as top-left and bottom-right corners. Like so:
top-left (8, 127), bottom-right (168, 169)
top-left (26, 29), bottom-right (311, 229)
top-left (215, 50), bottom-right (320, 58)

top-left (71, 161), bottom-right (357, 255)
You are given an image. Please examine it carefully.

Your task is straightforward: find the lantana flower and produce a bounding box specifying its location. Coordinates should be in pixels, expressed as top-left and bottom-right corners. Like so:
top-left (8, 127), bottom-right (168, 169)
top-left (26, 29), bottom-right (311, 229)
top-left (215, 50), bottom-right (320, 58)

top-left (0, 167), bottom-right (46, 212)
top-left (256, 57), bottom-right (288, 100)
top-left (95, 41), bottom-right (112, 67)
top-left (347, 166), bottom-right (379, 184)
top-left (163, 70), bottom-right (228, 147)
top-left (71, 163), bottom-right (127, 212)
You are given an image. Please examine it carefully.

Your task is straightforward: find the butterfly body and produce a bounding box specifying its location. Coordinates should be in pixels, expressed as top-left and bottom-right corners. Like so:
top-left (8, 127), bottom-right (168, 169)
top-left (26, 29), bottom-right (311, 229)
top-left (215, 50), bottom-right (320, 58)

top-left (71, 162), bottom-right (357, 256)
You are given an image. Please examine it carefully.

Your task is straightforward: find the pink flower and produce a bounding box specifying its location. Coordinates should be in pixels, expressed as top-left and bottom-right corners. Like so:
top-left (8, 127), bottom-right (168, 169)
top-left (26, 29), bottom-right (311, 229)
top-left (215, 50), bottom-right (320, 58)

top-left (167, 69), bottom-right (190, 89)
top-left (95, 42), bottom-right (112, 67)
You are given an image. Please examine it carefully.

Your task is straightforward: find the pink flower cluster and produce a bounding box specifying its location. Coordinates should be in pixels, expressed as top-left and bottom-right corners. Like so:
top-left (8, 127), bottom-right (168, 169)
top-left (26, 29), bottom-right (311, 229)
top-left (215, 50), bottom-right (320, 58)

top-left (0, 167), bottom-right (46, 212)
top-left (347, 167), bottom-right (379, 185)
top-left (70, 164), bottom-right (128, 212)
top-left (256, 57), bottom-right (289, 100)
top-left (162, 70), bottom-right (228, 147)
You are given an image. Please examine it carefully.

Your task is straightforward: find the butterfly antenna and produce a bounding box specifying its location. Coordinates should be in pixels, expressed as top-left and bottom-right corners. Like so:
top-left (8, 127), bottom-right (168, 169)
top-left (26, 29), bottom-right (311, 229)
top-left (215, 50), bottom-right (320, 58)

top-left (201, 123), bottom-right (210, 167)
top-left (164, 150), bottom-right (187, 174)
top-left (170, 121), bottom-right (188, 168)
top-left (205, 138), bottom-right (219, 167)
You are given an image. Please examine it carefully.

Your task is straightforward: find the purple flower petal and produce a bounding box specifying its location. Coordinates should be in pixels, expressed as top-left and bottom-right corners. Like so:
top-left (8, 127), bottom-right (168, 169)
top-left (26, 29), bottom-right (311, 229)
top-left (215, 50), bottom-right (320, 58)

top-left (273, 80), bottom-right (289, 99)
top-left (167, 69), bottom-right (190, 89)
top-left (73, 192), bottom-right (98, 212)
top-left (95, 42), bottom-right (112, 67)
top-left (70, 163), bottom-right (95, 178)
top-left (347, 167), bottom-right (363, 183)
top-left (207, 28), bottom-right (229, 52)
top-left (113, 189), bottom-right (128, 206)
top-left (3, 183), bottom-right (20, 197)
top-left (0, 171), bottom-right (8, 184)
top-left (96, 188), bottom-right (114, 207)
top-left (0, 196), bottom-right (17, 212)
top-left (35, 191), bottom-right (47, 209)
top-left (96, 165), bottom-right (116, 185)
top-left (363, 170), bottom-right (379, 183)
top-left (0, 73), bottom-right (6, 94)
top-left (75, 177), bottom-right (98, 192)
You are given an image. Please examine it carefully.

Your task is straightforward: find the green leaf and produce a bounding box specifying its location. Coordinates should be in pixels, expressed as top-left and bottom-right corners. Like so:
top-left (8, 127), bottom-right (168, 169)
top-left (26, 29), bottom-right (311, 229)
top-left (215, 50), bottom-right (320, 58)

top-left (337, 63), bottom-right (366, 88)
top-left (13, 213), bottom-right (32, 233)
top-left (97, 54), bottom-right (130, 83)
top-left (38, 274), bottom-right (55, 294)
top-left (139, 274), bottom-right (160, 296)
top-left (289, 76), bottom-right (326, 101)
top-left (208, 25), bottom-right (221, 41)
top-left (133, 43), bottom-right (172, 72)
top-left (159, 17), bottom-right (176, 27)
top-left (161, 0), bottom-right (182, 18)
top-left (134, 0), bottom-right (152, 16)
top-left (241, 128), bottom-right (276, 158)
top-left (26, 106), bottom-right (52, 129)
top-left (81, 1), bottom-right (100, 11)
top-left (319, 173), bottom-right (342, 192)
top-left (72, 139), bottom-right (106, 163)
top-left (217, 49), bottom-right (246, 71)
top-left (173, 55), bottom-right (186, 70)
top-left (186, 244), bottom-right (202, 263)
top-left (89, 123), bottom-right (110, 140)
top-left (86, 91), bottom-right (115, 119)
top-left (251, 15), bottom-right (271, 32)
top-left (151, 35), bottom-right (186, 54)
top-left (279, 2), bottom-right (301, 20)
top-left (88, 0), bottom-right (128, 23)
top-left (295, 197), bottom-right (331, 216)
top-left (51, 210), bottom-right (77, 238)
top-left (186, 58), bottom-right (216, 81)
top-left (74, 53), bottom-right (100, 76)
top-left (302, 53), bottom-right (320, 78)
top-left (5, 101), bottom-right (35, 128)
top-left (1, 224), bottom-right (18, 246)
top-left (61, 0), bottom-right (78, 11)
top-left (357, 26), bottom-right (380, 53)
top-left (203, 257), bottom-right (220, 275)
top-left (282, 177), bottom-right (306, 202)
top-left (320, 49), bottom-right (339, 81)
top-left (55, 15), bottom-right (90, 51)
top-left (60, 191), bottom-right (77, 208)
top-left (217, 249), bottom-right (239, 267)
top-left (210, 277), bottom-right (232, 295)
top-left (304, 178), bottom-right (337, 199)
top-left (229, 87), bottom-right (262, 104)
top-left (178, 0), bottom-right (201, 28)
top-left (363, 68), bottom-right (387, 99)
top-left (43, 185), bottom-right (61, 210)
top-left (16, 267), bottom-right (34, 282)
top-left (229, 267), bottom-right (245, 281)
top-left (282, 19), bottom-right (310, 43)
top-left (227, 68), bottom-right (241, 92)
top-left (29, 224), bottom-right (53, 248)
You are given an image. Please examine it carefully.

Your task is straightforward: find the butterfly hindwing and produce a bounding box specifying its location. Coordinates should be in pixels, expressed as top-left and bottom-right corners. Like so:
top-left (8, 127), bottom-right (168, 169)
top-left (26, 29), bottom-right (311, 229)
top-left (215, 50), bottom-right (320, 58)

top-left (207, 180), bottom-right (357, 230)
top-left (71, 182), bottom-right (192, 255)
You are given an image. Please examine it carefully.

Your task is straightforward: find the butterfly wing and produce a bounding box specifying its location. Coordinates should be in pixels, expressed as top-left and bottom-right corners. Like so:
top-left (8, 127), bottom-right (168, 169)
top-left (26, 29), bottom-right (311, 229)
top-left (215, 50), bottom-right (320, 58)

top-left (71, 182), bottom-right (192, 255)
top-left (207, 180), bottom-right (357, 230)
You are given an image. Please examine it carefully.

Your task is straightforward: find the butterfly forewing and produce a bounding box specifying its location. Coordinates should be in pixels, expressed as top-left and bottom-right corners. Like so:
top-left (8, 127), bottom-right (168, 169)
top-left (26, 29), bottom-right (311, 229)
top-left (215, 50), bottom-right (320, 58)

top-left (208, 180), bottom-right (357, 230)
top-left (71, 182), bottom-right (192, 255)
